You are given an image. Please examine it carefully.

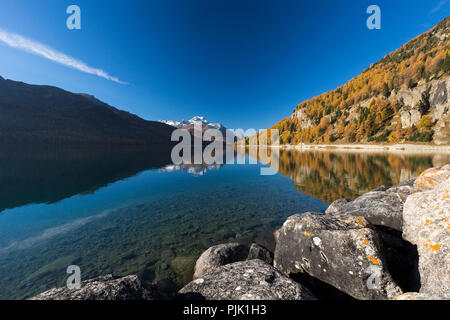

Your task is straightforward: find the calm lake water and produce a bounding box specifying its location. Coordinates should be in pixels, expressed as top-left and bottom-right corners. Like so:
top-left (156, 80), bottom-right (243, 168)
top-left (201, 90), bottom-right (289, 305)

top-left (0, 145), bottom-right (448, 299)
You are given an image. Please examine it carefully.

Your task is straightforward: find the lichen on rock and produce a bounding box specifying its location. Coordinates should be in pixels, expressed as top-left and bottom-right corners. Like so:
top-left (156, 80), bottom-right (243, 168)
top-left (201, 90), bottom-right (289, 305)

top-left (403, 169), bottom-right (450, 298)
top-left (179, 259), bottom-right (316, 300)
top-left (413, 164), bottom-right (450, 191)
top-left (29, 275), bottom-right (159, 300)
top-left (274, 212), bottom-right (402, 300)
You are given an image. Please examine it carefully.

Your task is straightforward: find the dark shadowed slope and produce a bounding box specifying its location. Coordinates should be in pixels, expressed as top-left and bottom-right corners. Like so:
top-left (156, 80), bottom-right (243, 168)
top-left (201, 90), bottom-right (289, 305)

top-left (0, 76), bottom-right (175, 145)
top-left (0, 145), bottom-right (173, 213)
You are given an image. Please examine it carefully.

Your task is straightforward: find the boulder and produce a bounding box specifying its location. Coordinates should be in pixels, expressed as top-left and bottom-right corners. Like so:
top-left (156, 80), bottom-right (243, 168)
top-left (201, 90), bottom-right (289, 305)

top-left (385, 185), bottom-right (418, 196)
top-left (385, 178), bottom-right (419, 196)
top-left (178, 259), bottom-right (316, 300)
top-left (247, 243), bottom-right (273, 265)
top-left (397, 178), bottom-right (417, 187)
top-left (393, 292), bottom-right (448, 300)
top-left (274, 212), bottom-right (402, 300)
top-left (330, 190), bottom-right (408, 231)
top-left (29, 275), bottom-right (159, 300)
top-left (325, 198), bottom-right (350, 214)
top-left (327, 181), bottom-right (420, 231)
top-left (402, 176), bottom-right (450, 298)
top-left (193, 243), bottom-right (249, 279)
top-left (273, 229), bottom-right (281, 242)
top-left (413, 165), bottom-right (450, 191)
top-left (371, 185), bottom-right (390, 192)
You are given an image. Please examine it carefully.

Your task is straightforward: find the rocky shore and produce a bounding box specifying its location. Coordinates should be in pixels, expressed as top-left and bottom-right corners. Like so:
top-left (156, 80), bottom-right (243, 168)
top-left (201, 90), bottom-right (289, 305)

top-left (30, 165), bottom-right (450, 300)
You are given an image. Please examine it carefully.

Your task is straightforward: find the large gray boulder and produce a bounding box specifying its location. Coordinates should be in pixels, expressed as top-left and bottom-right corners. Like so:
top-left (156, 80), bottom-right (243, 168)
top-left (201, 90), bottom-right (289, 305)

top-left (274, 212), bottom-right (402, 300)
top-left (193, 243), bottom-right (249, 279)
top-left (385, 184), bottom-right (418, 196)
top-left (325, 198), bottom-right (350, 215)
top-left (247, 243), bottom-right (273, 265)
top-left (326, 178), bottom-right (420, 231)
top-left (328, 189), bottom-right (412, 231)
top-left (179, 259), bottom-right (316, 300)
top-left (403, 174), bottom-right (450, 298)
top-left (29, 275), bottom-right (159, 300)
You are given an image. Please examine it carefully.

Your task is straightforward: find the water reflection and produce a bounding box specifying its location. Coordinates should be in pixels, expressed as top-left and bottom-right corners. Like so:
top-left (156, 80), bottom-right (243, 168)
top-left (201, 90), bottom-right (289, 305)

top-left (0, 145), bottom-right (173, 213)
top-left (159, 164), bottom-right (224, 176)
top-left (276, 148), bottom-right (450, 203)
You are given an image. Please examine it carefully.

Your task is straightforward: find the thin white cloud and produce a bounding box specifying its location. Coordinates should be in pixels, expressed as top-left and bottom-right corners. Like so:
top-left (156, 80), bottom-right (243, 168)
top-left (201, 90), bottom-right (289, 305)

top-left (430, 0), bottom-right (449, 13)
top-left (0, 28), bottom-right (126, 84)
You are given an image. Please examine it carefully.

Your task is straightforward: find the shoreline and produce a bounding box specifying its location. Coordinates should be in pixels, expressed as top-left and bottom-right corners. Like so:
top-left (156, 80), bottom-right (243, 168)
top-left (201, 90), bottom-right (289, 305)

top-left (269, 143), bottom-right (450, 154)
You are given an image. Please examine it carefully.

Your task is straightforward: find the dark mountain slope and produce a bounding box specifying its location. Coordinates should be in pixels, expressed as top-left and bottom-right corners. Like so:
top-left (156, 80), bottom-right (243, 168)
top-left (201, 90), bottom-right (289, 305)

top-left (0, 77), bottom-right (175, 145)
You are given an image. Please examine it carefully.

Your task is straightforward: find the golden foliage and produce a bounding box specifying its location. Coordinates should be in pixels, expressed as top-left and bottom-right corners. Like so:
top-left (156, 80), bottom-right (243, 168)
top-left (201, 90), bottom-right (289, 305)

top-left (270, 17), bottom-right (450, 144)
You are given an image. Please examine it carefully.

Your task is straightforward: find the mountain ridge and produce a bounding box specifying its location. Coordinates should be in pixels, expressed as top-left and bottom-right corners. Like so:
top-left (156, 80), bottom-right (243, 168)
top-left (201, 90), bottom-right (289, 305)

top-left (0, 76), bottom-right (176, 145)
top-left (265, 16), bottom-right (450, 145)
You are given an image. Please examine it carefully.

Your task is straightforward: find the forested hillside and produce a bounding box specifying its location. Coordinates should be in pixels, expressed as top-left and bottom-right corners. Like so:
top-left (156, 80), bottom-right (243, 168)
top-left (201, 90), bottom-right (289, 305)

top-left (269, 16), bottom-right (450, 145)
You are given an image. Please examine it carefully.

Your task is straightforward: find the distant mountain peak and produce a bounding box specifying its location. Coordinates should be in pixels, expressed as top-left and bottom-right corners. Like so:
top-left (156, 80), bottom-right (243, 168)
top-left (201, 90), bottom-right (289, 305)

top-left (159, 116), bottom-right (224, 130)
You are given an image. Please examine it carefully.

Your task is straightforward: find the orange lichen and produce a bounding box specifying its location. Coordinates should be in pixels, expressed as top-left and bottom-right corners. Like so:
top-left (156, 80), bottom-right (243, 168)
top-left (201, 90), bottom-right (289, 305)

top-left (429, 244), bottom-right (440, 251)
top-left (366, 255), bottom-right (379, 265)
top-left (424, 242), bottom-right (441, 252)
top-left (354, 217), bottom-right (367, 226)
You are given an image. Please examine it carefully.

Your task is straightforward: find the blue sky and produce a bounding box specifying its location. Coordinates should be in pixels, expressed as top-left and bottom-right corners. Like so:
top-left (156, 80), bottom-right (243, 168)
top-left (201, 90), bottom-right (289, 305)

top-left (0, 0), bottom-right (448, 130)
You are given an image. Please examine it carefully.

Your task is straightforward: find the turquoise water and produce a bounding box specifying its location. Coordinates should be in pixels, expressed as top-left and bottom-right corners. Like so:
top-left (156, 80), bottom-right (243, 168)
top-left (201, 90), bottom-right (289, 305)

top-left (0, 146), bottom-right (327, 299)
top-left (0, 146), bottom-right (447, 299)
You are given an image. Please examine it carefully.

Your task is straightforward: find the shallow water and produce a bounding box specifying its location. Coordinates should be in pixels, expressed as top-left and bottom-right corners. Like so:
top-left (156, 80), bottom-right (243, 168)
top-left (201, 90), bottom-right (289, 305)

top-left (0, 146), bottom-right (448, 299)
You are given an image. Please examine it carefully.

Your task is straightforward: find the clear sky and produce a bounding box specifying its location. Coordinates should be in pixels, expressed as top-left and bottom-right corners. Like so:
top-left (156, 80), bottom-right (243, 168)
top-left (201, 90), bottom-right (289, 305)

top-left (0, 0), bottom-right (448, 130)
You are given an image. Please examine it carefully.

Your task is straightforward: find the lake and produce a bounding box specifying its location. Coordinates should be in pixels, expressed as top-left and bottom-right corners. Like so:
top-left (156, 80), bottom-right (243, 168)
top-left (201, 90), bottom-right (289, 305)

top-left (0, 145), bottom-right (448, 299)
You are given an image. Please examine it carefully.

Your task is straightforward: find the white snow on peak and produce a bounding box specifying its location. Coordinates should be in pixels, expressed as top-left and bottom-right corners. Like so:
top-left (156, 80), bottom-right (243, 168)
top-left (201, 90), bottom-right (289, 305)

top-left (159, 116), bottom-right (223, 129)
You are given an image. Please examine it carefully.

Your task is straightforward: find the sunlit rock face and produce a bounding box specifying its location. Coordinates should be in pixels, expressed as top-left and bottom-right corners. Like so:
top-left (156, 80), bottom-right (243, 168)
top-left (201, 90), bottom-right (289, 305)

top-left (403, 165), bottom-right (450, 298)
top-left (413, 164), bottom-right (450, 190)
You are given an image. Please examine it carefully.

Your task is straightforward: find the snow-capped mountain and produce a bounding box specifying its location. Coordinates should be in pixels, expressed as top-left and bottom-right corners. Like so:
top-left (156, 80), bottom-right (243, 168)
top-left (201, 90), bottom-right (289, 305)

top-left (159, 116), bottom-right (224, 130)
top-left (159, 116), bottom-right (245, 142)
